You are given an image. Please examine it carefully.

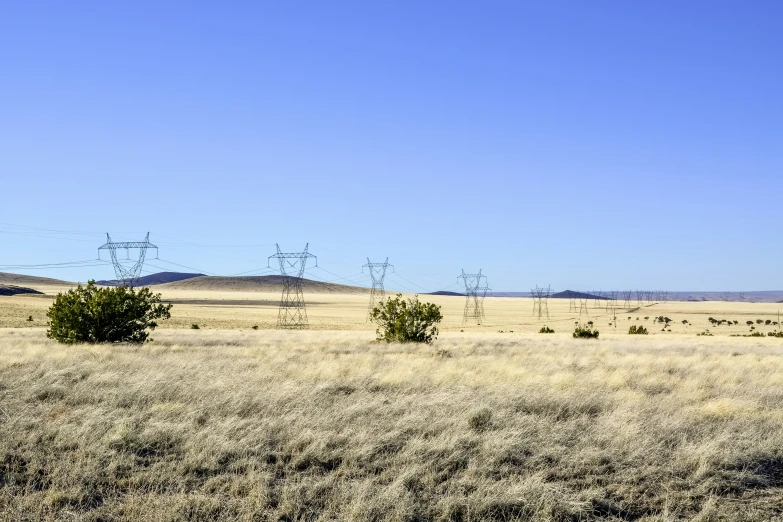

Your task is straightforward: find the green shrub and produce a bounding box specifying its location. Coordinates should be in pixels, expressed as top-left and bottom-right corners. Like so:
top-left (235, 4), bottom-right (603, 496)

top-left (746, 321), bottom-right (754, 326)
top-left (27, 315), bottom-right (33, 322)
top-left (371, 293), bottom-right (442, 344)
top-left (629, 325), bottom-right (648, 335)
top-left (252, 325), bottom-right (259, 330)
top-left (573, 324), bottom-right (599, 339)
top-left (191, 324), bottom-right (200, 329)
top-left (46, 281), bottom-right (172, 344)
top-left (539, 326), bottom-right (554, 333)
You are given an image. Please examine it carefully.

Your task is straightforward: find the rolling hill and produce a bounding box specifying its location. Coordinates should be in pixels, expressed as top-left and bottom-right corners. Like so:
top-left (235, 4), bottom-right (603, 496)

top-left (0, 272), bottom-right (73, 287)
top-left (157, 275), bottom-right (370, 294)
top-left (96, 272), bottom-right (204, 287)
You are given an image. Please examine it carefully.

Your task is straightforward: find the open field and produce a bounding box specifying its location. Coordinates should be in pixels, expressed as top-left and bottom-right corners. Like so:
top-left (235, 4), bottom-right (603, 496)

top-left (2, 277), bottom-right (783, 519)
top-left (1, 329), bottom-right (783, 520)
top-left (2, 281), bottom-right (783, 336)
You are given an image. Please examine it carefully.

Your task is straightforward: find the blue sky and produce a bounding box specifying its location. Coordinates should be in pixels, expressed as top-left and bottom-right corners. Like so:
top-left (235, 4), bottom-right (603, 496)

top-left (1, 2), bottom-right (781, 292)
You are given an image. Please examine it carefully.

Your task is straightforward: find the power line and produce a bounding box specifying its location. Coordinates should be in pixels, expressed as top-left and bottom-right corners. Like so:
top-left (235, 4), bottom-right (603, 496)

top-left (0, 262), bottom-right (110, 270)
top-left (312, 266), bottom-right (368, 287)
top-left (155, 258), bottom-right (218, 276)
top-left (227, 266), bottom-right (278, 276)
top-left (384, 273), bottom-right (421, 294)
top-left (0, 259), bottom-right (106, 268)
top-left (389, 271), bottom-right (429, 292)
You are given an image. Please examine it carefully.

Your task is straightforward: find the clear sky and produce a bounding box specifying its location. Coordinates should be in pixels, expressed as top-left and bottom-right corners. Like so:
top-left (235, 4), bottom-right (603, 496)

top-left (1, 2), bottom-right (781, 292)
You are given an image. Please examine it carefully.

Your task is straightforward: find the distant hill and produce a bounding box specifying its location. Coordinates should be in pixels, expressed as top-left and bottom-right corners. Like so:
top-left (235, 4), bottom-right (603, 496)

top-left (428, 291), bottom-right (464, 296)
top-left (0, 272), bottom-right (73, 287)
top-left (550, 290), bottom-right (610, 300)
top-left (96, 272), bottom-right (204, 287)
top-left (158, 275), bottom-right (369, 294)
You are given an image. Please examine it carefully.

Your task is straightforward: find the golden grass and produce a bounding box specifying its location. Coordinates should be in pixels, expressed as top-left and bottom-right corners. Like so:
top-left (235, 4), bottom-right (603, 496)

top-left (1, 328), bottom-right (783, 520)
top-left (4, 287), bottom-right (783, 336)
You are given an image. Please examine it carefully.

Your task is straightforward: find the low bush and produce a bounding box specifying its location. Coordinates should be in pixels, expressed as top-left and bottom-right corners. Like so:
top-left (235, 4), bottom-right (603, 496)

top-left (191, 324), bottom-right (200, 329)
top-left (371, 294), bottom-right (442, 344)
top-left (573, 324), bottom-right (599, 339)
top-left (629, 325), bottom-right (648, 335)
top-left (46, 281), bottom-right (172, 344)
top-left (468, 408), bottom-right (492, 432)
top-left (539, 326), bottom-right (554, 333)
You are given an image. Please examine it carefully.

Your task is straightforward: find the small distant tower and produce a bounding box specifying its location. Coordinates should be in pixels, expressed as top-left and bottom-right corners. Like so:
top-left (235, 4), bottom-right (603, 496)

top-left (363, 257), bottom-right (393, 318)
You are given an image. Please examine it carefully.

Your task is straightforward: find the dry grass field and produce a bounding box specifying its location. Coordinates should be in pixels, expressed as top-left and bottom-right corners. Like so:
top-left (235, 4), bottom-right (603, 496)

top-left (2, 328), bottom-right (783, 520)
top-left (3, 275), bottom-right (783, 336)
top-left (1, 277), bottom-right (783, 520)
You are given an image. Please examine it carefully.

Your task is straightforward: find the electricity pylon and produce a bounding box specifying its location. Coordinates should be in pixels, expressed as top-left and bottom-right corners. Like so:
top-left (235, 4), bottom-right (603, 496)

top-left (532, 285), bottom-right (551, 320)
top-left (478, 284), bottom-right (491, 321)
top-left (623, 290), bottom-right (633, 309)
top-left (98, 232), bottom-right (157, 287)
top-left (579, 298), bottom-right (589, 317)
top-left (363, 257), bottom-right (393, 319)
top-left (459, 269), bottom-right (485, 325)
top-left (268, 244), bottom-right (317, 329)
top-left (605, 290), bottom-right (619, 312)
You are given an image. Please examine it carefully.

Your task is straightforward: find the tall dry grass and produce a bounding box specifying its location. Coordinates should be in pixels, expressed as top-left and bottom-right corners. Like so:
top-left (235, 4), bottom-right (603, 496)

top-left (1, 329), bottom-right (783, 521)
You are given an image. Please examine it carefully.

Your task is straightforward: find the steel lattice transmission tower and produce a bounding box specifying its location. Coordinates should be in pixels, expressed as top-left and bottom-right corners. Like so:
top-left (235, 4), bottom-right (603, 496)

top-left (623, 290), bottom-right (633, 309)
top-left (268, 244), bottom-right (317, 330)
top-left (478, 284), bottom-right (491, 322)
top-left (459, 269), bottom-right (485, 325)
top-left (605, 290), bottom-right (619, 312)
top-left (532, 285), bottom-right (551, 320)
top-left (363, 257), bottom-right (393, 318)
top-left (579, 297), bottom-right (589, 317)
top-left (98, 232), bottom-right (158, 287)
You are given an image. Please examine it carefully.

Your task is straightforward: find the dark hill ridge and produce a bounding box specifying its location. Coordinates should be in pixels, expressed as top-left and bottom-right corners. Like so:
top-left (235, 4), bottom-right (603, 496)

top-left (0, 272), bottom-right (72, 286)
top-left (158, 275), bottom-right (369, 294)
top-left (550, 290), bottom-right (611, 300)
top-left (96, 272), bottom-right (204, 287)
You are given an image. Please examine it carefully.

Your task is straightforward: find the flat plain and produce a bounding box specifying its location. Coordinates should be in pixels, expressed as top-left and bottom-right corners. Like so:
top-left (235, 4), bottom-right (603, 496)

top-left (1, 277), bottom-right (783, 520)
